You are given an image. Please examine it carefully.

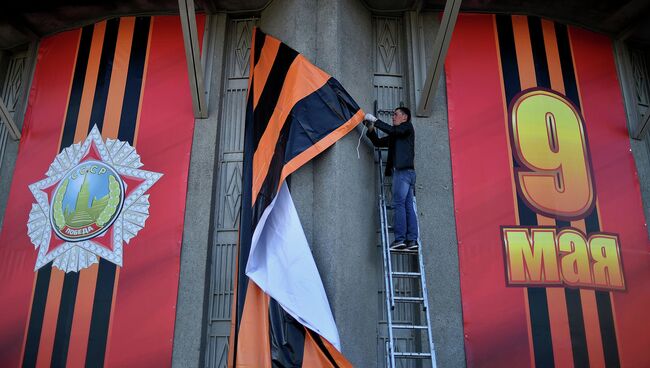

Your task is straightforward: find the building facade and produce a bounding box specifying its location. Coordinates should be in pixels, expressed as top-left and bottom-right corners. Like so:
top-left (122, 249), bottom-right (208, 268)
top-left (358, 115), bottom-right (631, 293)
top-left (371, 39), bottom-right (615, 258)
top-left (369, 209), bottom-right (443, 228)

top-left (1, 1), bottom-right (649, 367)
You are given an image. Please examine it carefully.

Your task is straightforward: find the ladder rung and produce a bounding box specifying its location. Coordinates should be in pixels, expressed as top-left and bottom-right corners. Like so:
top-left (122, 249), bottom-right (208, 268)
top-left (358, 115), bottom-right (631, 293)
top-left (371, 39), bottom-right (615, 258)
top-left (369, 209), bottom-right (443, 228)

top-left (392, 324), bottom-right (428, 330)
top-left (393, 352), bottom-right (432, 359)
top-left (392, 271), bottom-right (421, 277)
top-left (389, 248), bottom-right (417, 253)
top-left (393, 296), bottom-right (424, 303)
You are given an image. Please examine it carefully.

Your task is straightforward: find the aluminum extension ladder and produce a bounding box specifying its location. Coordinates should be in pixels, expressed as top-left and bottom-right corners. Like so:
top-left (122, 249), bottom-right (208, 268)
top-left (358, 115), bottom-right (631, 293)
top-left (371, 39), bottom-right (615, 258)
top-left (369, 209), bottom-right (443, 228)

top-left (376, 147), bottom-right (437, 368)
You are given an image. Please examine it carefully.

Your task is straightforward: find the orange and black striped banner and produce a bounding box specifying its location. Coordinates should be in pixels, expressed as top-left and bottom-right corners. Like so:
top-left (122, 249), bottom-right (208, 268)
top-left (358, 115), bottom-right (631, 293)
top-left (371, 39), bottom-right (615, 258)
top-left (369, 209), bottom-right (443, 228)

top-left (446, 14), bottom-right (650, 367)
top-left (0, 15), bottom-right (203, 367)
top-left (228, 28), bottom-right (361, 368)
top-left (22, 17), bottom-right (150, 368)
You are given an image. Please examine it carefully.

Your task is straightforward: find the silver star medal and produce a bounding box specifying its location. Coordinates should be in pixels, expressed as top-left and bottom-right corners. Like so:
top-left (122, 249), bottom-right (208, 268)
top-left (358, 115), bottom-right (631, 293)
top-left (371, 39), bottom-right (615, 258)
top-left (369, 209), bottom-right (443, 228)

top-left (27, 125), bottom-right (162, 272)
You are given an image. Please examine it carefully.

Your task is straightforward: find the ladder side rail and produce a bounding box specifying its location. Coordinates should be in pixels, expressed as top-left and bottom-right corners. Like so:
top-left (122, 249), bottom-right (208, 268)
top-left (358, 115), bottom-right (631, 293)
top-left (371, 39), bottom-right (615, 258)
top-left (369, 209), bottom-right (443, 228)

top-left (377, 148), bottom-right (395, 310)
top-left (377, 148), bottom-right (396, 368)
top-left (414, 196), bottom-right (438, 368)
top-left (380, 197), bottom-right (395, 310)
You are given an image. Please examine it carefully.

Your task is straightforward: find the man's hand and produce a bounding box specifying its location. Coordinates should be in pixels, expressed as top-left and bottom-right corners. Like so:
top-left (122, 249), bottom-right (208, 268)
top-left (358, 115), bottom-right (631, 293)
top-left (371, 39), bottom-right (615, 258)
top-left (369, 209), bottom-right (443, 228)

top-left (364, 113), bottom-right (378, 123)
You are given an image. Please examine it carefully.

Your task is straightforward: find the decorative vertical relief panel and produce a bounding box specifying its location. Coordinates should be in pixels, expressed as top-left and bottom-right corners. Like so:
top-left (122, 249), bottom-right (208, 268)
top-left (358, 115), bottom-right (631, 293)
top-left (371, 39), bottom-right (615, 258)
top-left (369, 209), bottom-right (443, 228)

top-left (373, 15), bottom-right (418, 368)
top-left (0, 51), bottom-right (27, 167)
top-left (375, 16), bottom-right (401, 76)
top-left (628, 48), bottom-right (650, 151)
top-left (630, 49), bottom-right (650, 121)
top-left (205, 18), bottom-right (256, 368)
top-left (374, 16), bottom-right (404, 122)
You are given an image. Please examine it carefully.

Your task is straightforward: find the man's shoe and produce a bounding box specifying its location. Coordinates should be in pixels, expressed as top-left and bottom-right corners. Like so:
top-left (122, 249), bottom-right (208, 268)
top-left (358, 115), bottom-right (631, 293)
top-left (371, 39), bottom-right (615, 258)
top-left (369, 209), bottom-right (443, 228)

top-left (406, 240), bottom-right (419, 251)
top-left (390, 240), bottom-right (406, 250)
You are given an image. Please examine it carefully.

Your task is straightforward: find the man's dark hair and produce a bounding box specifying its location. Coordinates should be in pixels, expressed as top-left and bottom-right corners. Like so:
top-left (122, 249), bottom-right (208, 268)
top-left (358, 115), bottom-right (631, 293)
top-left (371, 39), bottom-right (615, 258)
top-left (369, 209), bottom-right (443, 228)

top-left (395, 107), bottom-right (411, 122)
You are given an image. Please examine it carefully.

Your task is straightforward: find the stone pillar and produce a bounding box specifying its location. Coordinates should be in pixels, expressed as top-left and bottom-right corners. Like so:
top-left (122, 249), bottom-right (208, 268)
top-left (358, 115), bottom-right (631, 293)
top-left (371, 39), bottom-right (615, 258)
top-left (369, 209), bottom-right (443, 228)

top-left (172, 13), bottom-right (228, 368)
top-left (262, 0), bottom-right (378, 365)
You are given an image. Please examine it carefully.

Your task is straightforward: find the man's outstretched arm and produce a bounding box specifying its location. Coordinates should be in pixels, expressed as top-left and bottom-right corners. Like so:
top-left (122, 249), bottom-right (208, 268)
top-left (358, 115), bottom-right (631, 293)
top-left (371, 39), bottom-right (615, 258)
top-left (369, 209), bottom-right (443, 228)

top-left (364, 113), bottom-right (412, 137)
top-left (364, 114), bottom-right (389, 147)
top-left (373, 120), bottom-right (412, 137)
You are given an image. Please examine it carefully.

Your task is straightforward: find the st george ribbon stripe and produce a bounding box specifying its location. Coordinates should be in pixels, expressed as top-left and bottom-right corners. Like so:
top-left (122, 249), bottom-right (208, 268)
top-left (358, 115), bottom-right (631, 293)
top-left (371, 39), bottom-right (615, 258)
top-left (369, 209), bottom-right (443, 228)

top-left (22, 263), bottom-right (53, 368)
top-left (251, 54), bottom-right (332, 202)
top-left (235, 30), bottom-right (312, 335)
top-left (118, 16), bottom-right (151, 145)
top-left (86, 16), bottom-right (151, 367)
top-left (89, 18), bottom-right (120, 133)
top-left (538, 20), bottom-right (575, 366)
top-left (527, 14), bottom-right (593, 368)
top-left (565, 288), bottom-right (589, 367)
top-left (307, 329), bottom-right (340, 368)
top-left (554, 24), bottom-right (580, 111)
top-left (50, 272), bottom-right (80, 366)
top-left (237, 36), bottom-right (303, 364)
top-left (555, 22), bottom-right (620, 368)
top-left (231, 28), bottom-right (360, 367)
top-left (269, 298), bottom-right (306, 366)
top-left (548, 21), bottom-right (591, 368)
top-left (253, 27), bottom-right (266, 67)
top-left (595, 292), bottom-right (620, 368)
top-left (252, 43), bottom-right (298, 152)
top-left (251, 84), bottom-right (349, 364)
top-left (495, 14), bottom-right (554, 367)
top-left (498, 15), bottom-right (621, 368)
top-left (85, 259), bottom-right (118, 366)
top-left (495, 15), bottom-right (520, 104)
top-left (22, 24), bottom-right (95, 368)
top-left (49, 18), bottom-right (122, 366)
top-left (525, 16), bottom-right (558, 368)
top-left (527, 17), bottom-right (550, 89)
top-left (22, 16), bottom-right (150, 368)
top-left (59, 26), bottom-right (96, 151)
top-left (259, 77), bottom-right (363, 199)
top-left (252, 76), bottom-right (363, 366)
top-left (231, 34), bottom-right (263, 352)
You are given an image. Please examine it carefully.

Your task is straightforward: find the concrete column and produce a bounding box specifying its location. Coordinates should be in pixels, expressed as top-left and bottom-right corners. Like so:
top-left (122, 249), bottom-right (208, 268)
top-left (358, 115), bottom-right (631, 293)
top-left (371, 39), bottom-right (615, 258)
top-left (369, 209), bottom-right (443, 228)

top-left (313, 1), bottom-right (377, 365)
top-left (261, 0), bottom-right (318, 244)
top-left (630, 137), bottom-right (650, 238)
top-left (172, 13), bottom-right (228, 368)
top-left (262, 0), bottom-right (378, 365)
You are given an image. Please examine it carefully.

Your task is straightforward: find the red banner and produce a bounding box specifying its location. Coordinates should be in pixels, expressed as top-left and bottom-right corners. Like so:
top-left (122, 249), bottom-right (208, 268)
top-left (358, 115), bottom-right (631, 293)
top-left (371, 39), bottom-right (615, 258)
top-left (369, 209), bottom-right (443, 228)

top-left (0, 15), bottom-right (204, 367)
top-left (446, 14), bottom-right (650, 367)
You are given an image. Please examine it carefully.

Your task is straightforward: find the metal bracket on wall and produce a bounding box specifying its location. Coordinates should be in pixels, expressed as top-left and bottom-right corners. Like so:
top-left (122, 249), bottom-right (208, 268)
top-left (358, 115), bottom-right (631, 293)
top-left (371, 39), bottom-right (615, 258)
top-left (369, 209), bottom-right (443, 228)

top-left (416, 0), bottom-right (461, 117)
top-left (0, 98), bottom-right (21, 140)
top-left (179, 0), bottom-right (208, 118)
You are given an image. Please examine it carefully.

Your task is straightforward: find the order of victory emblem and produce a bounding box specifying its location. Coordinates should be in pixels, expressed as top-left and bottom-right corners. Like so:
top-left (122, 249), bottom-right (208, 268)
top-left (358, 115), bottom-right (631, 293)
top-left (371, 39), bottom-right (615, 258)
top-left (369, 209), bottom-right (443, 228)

top-left (27, 126), bottom-right (162, 272)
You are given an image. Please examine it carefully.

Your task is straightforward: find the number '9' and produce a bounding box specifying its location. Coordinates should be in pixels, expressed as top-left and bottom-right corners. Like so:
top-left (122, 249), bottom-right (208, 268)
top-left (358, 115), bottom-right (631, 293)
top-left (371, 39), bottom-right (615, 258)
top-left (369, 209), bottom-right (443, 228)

top-left (510, 89), bottom-right (595, 220)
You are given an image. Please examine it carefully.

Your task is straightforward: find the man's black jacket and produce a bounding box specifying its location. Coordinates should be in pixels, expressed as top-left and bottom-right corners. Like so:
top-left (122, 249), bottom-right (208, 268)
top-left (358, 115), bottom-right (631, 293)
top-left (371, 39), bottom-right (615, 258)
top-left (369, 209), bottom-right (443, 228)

top-left (366, 119), bottom-right (415, 176)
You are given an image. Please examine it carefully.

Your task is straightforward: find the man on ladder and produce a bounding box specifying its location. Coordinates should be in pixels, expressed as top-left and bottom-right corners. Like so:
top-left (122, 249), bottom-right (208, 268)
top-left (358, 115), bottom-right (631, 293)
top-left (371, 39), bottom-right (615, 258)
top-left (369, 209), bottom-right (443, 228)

top-left (364, 107), bottom-right (419, 251)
